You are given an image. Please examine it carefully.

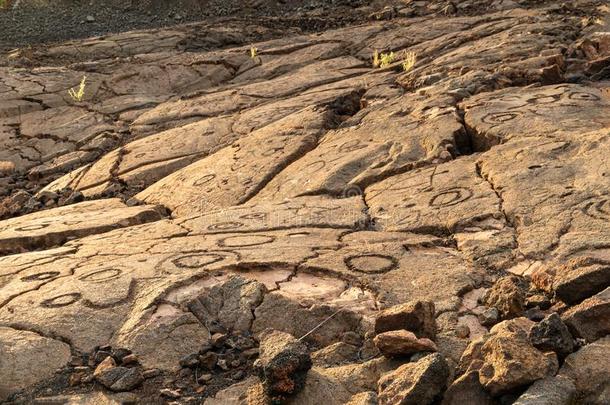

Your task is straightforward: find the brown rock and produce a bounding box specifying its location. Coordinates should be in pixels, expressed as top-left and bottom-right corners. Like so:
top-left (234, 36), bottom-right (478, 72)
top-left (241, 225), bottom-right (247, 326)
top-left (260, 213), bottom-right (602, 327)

top-left (479, 319), bottom-right (559, 396)
top-left (562, 287), bottom-right (610, 343)
top-left (484, 275), bottom-right (528, 319)
top-left (254, 330), bottom-right (311, 401)
top-left (374, 330), bottom-right (437, 357)
top-left (558, 336), bottom-right (610, 403)
top-left (441, 371), bottom-right (495, 405)
top-left (374, 301), bottom-right (436, 339)
top-left (378, 353), bottom-right (449, 405)
top-left (346, 391), bottom-right (378, 405)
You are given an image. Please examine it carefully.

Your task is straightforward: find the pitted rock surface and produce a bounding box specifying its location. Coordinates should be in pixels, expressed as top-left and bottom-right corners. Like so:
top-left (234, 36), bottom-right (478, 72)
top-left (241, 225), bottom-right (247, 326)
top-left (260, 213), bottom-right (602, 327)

top-left (1, 1), bottom-right (609, 403)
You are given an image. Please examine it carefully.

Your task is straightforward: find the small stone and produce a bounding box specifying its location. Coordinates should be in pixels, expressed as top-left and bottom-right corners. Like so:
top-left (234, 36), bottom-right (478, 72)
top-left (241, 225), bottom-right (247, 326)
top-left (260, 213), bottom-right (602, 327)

top-left (86, 15), bottom-right (95, 22)
top-left (374, 300), bottom-right (436, 339)
top-left (199, 343), bottom-right (213, 354)
top-left (93, 350), bottom-right (112, 365)
top-left (179, 353), bottom-right (200, 368)
top-left (242, 348), bottom-right (260, 359)
top-left (211, 333), bottom-right (228, 348)
top-left (93, 356), bottom-right (116, 378)
top-left (197, 373), bottom-right (213, 384)
top-left (217, 359), bottom-right (229, 371)
top-left (143, 368), bottom-right (161, 379)
top-left (109, 368), bottom-right (144, 392)
top-left (455, 324), bottom-right (470, 338)
top-left (232, 370), bottom-right (246, 380)
top-left (121, 354), bottom-right (138, 365)
top-left (160, 388), bottom-right (181, 399)
top-left (374, 330), bottom-right (437, 357)
top-left (529, 313), bottom-right (574, 357)
top-left (199, 352), bottom-right (218, 370)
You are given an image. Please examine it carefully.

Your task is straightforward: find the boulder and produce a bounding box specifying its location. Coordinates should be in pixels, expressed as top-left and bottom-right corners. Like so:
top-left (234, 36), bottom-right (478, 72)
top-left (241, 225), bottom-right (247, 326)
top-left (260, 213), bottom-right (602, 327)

top-left (513, 375), bottom-right (576, 405)
top-left (562, 287), bottom-right (610, 343)
top-left (373, 330), bottom-right (437, 357)
top-left (484, 275), bottom-right (528, 319)
top-left (529, 313), bottom-right (574, 357)
top-left (557, 336), bottom-right (610, 404)
top-left (254, 330), bottom-right (312, 401)
top-left (377, 353), bottom-right (449, 405)
top-left (479, 319), bottom-right (559, 396)
top-left (374, 301), bottom-right (436, 339)
top-left (311, 342), bottom-right (359, 366)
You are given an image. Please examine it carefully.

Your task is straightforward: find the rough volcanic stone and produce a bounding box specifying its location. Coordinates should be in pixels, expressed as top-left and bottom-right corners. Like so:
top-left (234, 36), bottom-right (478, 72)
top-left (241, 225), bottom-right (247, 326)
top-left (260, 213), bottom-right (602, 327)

top-left (441, 371), bottom-right (494, 405)
top-left (562, 287), bottom-right (610, 343)
top-left (377, 353), bottom-right (449, 405)
top-left (374, 301), bottom-right (436, 339)
top-left (484, 275), bottom-right (528, 319)
top-left (374, 330), bottom-right (437, 357)
top-left (529, 313), bottom-right (575, 357)
top-left (479, 319), bottom-right (559, 396)
top-left (513, 375), bottom-right (576, 405)
top-left (254, 330), bottom-right (312, 401)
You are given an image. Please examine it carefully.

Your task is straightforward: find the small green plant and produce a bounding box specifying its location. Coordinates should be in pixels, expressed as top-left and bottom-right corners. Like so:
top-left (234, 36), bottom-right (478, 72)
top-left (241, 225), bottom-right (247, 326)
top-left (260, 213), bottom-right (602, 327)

top-left (401, 52), bottom-right (417, 72)
top-left (0, 0), bottom-right (7, 9)
top-left (250, 46), bottom-right (258, 59)
top-left (379, 52), bottom-right (396, 68)
top-left (68, 76), bottom-right (87, 102)
top-left (373, 51), bottom-right (396, 69)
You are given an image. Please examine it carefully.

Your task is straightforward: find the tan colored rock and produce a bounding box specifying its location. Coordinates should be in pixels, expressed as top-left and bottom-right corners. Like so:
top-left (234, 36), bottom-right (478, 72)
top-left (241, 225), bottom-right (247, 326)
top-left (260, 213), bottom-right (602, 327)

top-left (478, 319), bottom-right (559, 396)
top-left (374, 330), bottom-right (437, 357)
top-left (378, 353), bottom-right (449, 405)
top-left (0, 198), bottom-right (164, 255)
top-left (562, 287), bottom-right (610, 342)
top-left (0, 327), bottom-right (71, 401)
top-left (346, 391), bottom-right (378, 405)
top-left (484, 275), bottom-right (528, 319)
top-left (557, 336), bottom-right (610, 404)
top-left (374, 301), bottom-right (436, 339)
top-left (441, 371), bottom-right (494, 405)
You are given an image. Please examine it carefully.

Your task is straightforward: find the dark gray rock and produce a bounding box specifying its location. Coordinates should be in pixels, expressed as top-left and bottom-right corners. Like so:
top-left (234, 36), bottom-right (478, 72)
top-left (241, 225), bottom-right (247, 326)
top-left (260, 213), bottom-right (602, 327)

top-left (529, 313), bottom-right (574, 357)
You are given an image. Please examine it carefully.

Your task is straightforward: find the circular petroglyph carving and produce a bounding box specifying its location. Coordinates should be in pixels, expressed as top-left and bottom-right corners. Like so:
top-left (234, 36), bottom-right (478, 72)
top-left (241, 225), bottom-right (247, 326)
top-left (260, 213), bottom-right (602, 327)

top-left (526, 94), bottom-right (560, 105)
top-left (239, 212), bottom-right (268, 221)
top-left (21, 271), bottom-right (60, 282)
top-left (193, 174), bottom-right (216, 186)
top-left (218, 234), bottom-right (275, 248)
top-left (568, 91), bottom-right (600, 102)
top-left (481, 111), bottom-right (521, 125)
top-left (344, 254), bottom-right (398, 274)
top-left (79, 268), bottom-right (123, 282)
top-left (41, 293), bottom-right (82, 308)
top-left (342, 185), bottom-right (363, 198)
top-left (429, 187), bottom-right (473, 208)
top-left (583, 198), bottom-right (610, 220)
top-left (207, 221), bottom-right (245, 231)
top-left (172, 253), bottom-right (226, 269)
top-left (15, 223), bottom-right (51, 232)
top-left (339, 139), bottom-right (368, 153)
top-left (304, 160), bottom-right (326, 173)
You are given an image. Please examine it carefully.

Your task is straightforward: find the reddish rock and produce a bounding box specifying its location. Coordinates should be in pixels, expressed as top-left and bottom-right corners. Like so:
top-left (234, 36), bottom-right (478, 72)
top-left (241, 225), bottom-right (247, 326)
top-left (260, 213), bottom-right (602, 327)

top-left (374, 330), bottom-right (437, 357)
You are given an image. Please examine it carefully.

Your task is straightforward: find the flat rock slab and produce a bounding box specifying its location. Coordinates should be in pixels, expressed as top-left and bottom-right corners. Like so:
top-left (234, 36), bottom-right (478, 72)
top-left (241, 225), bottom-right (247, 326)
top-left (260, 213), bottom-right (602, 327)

top-left (0, 326), bottom-right (71, 401)
top-left (462, 83), bottom-right (610, 150)
top-left (0, 198), bottom-right (164, 255)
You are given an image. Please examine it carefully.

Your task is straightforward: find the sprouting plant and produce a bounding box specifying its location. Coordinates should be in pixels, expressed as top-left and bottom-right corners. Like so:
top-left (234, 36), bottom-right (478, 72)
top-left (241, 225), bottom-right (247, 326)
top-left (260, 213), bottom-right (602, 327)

top-left (68, 76), bottom-right (87, 102)
top-left (402, 51), bottom-right (417, 72)
top-left (250, 46), bottom-right (258, 59)
top-left (372, 50), bottom-right (381, 68)
top-left (379, 52), bottom-right (396, 68)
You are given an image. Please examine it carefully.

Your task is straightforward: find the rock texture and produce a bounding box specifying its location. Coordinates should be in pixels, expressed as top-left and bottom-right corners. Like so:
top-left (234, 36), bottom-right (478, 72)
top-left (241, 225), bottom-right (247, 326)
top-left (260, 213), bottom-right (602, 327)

top-left (0, 0), bottom-right (609, 403)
